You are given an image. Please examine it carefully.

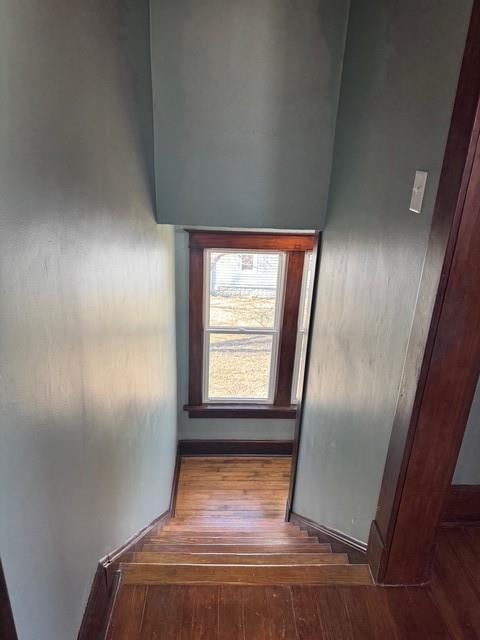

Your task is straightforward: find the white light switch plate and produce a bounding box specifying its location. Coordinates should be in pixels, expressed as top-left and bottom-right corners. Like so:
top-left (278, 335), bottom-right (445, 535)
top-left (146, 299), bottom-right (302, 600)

top-left (410, 170), bottom-right (428, 213)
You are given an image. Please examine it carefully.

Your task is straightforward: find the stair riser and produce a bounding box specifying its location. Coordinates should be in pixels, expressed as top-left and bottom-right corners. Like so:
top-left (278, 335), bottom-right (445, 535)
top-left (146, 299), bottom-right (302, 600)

top-left (124, 552), bottom-right (349, 565)
top-left (161, 528), bottom-right (305, 535)
top-left (142, 544), bottom-right (332, 553)
top-left (172, 514), bottom-right (286, 520)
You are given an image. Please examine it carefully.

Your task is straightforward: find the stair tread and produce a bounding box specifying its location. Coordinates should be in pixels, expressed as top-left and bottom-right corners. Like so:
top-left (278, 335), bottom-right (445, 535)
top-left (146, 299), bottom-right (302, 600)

top-left (121, 562), bottom-right (373, 586)
top-left (155, 536), bottom-right (308, 541)
top-left (142, 543), bottom-right (332, 553)
top-left (125, 552), bottom-right (349, 565)
top-left (160, 528), bottom-right (305, 535)
top-left (160, 529), bottom-right (300, 535)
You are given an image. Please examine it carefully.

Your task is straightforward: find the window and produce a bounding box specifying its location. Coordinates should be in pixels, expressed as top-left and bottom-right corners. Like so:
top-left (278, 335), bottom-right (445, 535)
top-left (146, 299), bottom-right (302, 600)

top-left (185, 232), bottom-right (316, 418)
top-left (205, 250), bottom-right (284, 403)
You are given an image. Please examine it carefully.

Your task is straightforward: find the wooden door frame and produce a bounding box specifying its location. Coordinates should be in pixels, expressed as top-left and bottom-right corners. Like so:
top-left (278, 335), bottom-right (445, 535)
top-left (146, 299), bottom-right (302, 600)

top-left (368, 0), bottom-right (480, 584)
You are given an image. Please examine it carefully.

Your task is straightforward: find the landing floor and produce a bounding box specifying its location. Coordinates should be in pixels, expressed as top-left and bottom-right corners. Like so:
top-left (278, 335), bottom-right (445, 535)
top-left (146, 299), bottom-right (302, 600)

top-left (174, 456), bottom-right (292, 521)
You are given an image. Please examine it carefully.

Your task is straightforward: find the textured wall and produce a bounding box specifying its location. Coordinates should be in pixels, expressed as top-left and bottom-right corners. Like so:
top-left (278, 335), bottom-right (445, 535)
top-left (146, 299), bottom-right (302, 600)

top-left (454, 377), bottom-right (480, 484)
top-left (293, 0), bottom-right (473, 544)
top-left (0, 2), bottom-right (177, 639)
top-left (150, 0), bottom-right (349, 230)
top-left (174, 229), bottom-right (295, 440)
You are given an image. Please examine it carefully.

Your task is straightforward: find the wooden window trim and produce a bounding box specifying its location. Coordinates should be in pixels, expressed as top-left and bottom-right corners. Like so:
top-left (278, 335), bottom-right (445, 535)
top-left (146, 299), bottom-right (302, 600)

top-left (183, 404), bottom-right (297, 419)
top-left (185, 231), bottom-right (316, 419)
top-left (275, 251), bottom-right (305, 405)
top-left (187, 231), bottom-right (315, 252)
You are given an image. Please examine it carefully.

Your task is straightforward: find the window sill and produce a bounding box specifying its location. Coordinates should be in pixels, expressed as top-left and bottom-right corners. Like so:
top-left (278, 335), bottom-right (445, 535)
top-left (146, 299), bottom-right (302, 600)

top-left (183, 404), bottom-right (297, 419)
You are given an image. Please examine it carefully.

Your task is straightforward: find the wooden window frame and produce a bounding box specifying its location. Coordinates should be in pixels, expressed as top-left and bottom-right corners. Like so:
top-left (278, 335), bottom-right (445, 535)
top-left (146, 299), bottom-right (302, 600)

top-left (184, 231), bottom-right (316, 419)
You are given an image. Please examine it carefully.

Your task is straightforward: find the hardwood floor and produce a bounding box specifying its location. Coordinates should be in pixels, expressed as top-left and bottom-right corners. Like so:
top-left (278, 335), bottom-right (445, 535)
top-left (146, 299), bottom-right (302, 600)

top-left (106, 457), bottom-right (480, 639)
top-left (175, 457), bottom-right (292, 520)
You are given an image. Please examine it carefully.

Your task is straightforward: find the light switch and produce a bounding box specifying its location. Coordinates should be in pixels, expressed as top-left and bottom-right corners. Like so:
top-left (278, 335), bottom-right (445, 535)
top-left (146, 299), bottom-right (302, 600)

top-left (409, 170), bottom-right (428, 213)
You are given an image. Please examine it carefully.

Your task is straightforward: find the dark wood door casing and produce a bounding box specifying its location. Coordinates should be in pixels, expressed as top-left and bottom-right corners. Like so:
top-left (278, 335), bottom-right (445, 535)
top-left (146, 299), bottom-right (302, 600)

top-left (375, 120), bottom-right (480, 584)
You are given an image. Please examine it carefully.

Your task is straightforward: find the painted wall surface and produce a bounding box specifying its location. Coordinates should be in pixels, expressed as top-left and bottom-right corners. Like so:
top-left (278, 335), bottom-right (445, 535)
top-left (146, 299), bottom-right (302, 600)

top-left (293, 0), bottom-right (473, 544)
top-left (454, 377), bottom-right (480, 484)
top-left (175, 229), bottom-right (295, 440)
top-left (150, 0), bottom-right (349, 230)
top-left (0, 2), bottom-right (177, 639)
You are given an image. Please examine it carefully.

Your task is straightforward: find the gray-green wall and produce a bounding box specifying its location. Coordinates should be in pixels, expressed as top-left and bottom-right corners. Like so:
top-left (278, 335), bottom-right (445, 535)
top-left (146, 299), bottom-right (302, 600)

top-left (454, 377), bottom-right (480, 484)
top-left (0, 2), bottom-right (177, 639)
top-left (150, 0), bottom-right (349, 230)
top-left (293, 0), bottom-right (473, 545)
top-left (175, 228), bottom-right (295, 440)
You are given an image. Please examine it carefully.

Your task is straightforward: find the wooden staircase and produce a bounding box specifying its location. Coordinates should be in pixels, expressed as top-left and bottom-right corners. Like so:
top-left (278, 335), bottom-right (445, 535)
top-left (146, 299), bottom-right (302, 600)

top-left (105, 457), bottom-right (371, 638)
top-left (117, 519), bottom-right (371, 588)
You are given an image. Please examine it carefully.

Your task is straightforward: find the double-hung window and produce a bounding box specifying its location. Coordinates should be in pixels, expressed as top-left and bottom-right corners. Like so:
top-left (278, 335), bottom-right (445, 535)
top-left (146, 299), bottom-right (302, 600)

top-left (185, 232), bottom-right (316, 418)
top-left (204, 249), bottom-right (285, 403)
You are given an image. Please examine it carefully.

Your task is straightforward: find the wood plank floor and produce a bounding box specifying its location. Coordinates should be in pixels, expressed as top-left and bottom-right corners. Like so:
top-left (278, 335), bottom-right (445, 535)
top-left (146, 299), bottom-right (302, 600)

top-left (107, 457), bottom-right (480, 639)
top-left (174, 456), bottom-right (292, 520)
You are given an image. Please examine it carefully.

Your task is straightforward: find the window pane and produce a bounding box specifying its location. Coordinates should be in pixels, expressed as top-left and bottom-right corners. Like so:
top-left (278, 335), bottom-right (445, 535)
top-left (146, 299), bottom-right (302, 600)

top-left (295, 332), bottom-right (308, 402)
top-left (208, 252), bottom-right (281, 329)
top-left (207, 333), bottom-right (273, 400)
top-left (300, 252), bottom-right (314, 329)
top-left (292, 252), bottom-right (314, 403)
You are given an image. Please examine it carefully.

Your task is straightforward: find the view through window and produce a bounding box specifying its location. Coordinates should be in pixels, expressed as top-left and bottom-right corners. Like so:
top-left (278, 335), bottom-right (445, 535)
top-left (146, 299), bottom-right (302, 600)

top-left (203, 249), bottom-right (314, 403)
top-left (205, 250), bottom-right (285, 402)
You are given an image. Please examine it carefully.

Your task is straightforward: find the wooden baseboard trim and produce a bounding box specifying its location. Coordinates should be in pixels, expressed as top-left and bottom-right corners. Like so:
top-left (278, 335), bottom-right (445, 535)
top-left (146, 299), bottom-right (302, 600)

top-left (170, 447), bottom-right (182, 517)
top-left (101, 570), bottom-right (122, 640)
top-left (77, 563), bottom-right (110, 640)
top-left (101, 511), bottom-right (170, 582)
top-left (77, 510), bottom-right (170, 640)
top-left (366, 519), bottom-right (386, 583)
top-left (289, 512), bottom-right (367, 560)
top-left (0, 558), bottom-right (18, 640)
top-left (178, 439), bottom-right (293, 456)
top-left (442, 484), bottom-right (480, 524)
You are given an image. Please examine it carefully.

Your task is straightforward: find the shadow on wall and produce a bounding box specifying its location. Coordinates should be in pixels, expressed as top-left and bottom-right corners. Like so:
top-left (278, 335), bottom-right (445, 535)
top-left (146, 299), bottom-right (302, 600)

top-left (268, 0), bottom-right (348, 227)
top-left (2, 0), bottom-right (156, 224)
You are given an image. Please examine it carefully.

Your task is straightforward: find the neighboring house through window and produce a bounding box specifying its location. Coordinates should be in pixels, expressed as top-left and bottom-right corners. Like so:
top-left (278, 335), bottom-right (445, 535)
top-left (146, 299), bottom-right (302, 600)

top-left (241, 254), bottom-right (254, 270)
